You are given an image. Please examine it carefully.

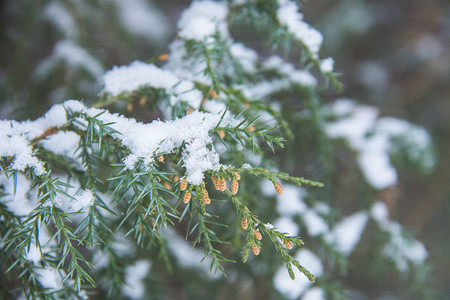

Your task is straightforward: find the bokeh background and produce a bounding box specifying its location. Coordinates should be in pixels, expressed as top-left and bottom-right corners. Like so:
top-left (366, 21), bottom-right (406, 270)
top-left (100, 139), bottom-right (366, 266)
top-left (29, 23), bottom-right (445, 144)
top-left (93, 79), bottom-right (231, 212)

top-left (1, 0), bottom-right (448, 298)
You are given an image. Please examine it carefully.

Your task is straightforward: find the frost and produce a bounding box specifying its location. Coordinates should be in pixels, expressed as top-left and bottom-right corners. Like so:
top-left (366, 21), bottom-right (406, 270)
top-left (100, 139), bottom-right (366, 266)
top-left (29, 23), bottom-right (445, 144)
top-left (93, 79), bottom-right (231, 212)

top-left (325, 211), bottom-right (368, 255)
top-left (123, 260), bottom-right (152, 299)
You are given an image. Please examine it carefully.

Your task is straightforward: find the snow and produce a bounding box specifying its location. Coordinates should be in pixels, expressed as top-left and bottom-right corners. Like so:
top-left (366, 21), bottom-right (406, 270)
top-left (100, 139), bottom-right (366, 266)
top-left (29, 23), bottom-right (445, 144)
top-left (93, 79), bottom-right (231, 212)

top-left (325, 99), bottom-right (435, 189)
top-left (274, 249), bottom-right (323, 299)
top-left (35, 40), bottom-right (104, 79)
top-left (102, 61), bottom-right (178, 96)
top-left (302, 288), bottom-right (325, 300)
top-left (102, 61), bottom-right (203, 109)
top-left (162, 228), bottom-right (219, 279)
top-left (178, 1), bottom-right (229, 41)
top-left (303, 210), bottom-right (329, 236)
top-left (264, 56), bottom-right (317, 88)
top-left (1, 100), bottom-right (228, 185)
top-left (277, 0), bottom-right (323, 56)
top-left (41, 131), bottom-right (80, 157)
top-left (370, 201), bottom-right (389, 224)
top-left (71, 190), bottom-right (95, 211)
top-left (0, 173), bottom-right (35, 216)
top-left (274, 216), bottom-right (299, 237)
top-left (43, 2), bottom-right (77, 38)
top-left (320, 57), bottom-right (334, 73)
top-left (382, 221), bottom-right (428, 272)
top-left (113, 0), bottom-right (171, 42)
top-left (230, 43), bottom-right (258, 72)
top-left (35, 267), bottom-right (61, 290)
top-left (123, 260), bottom-right (152, 299)
top-left (325, 211), bottom-right (368, 256)
top-left (276, 184), bottom-right (307, 216)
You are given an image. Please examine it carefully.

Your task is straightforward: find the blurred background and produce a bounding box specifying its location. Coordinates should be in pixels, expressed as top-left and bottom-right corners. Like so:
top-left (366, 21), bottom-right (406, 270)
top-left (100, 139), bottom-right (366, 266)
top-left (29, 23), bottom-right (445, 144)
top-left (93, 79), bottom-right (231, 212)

top-left (0, 0), bottom-right (448, 298)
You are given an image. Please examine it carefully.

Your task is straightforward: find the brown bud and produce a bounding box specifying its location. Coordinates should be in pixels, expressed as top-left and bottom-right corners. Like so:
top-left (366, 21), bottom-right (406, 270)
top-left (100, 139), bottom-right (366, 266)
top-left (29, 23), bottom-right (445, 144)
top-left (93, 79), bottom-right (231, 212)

top-left (274, 183), bottom-right (283, 195)
top-left (241, 218), bottom-right (248, 230)
top-left (252, 244), bottom-right (260, 256)
top-left (219, 178), bottom-right (226, 191)
top-left (231, 180), bottom-right (239, 195)
top-left (187, 108), bottom-right (194, 115)
top-left (285, 241), bottom-right (293, 250)
top-left (158, 53), bottom-right (169, 61)
top-left (139, 97), bottom-right (147, 106)
top-left (157, 155), bottom-right (164, 162)
top-left (218, 130), bottom-right (225, 139)
top-left (208, 89), bottom-right (219, 99)
top-left (212, 176), bottom-right (220, 190)
top-left (202, 190), bottom-right (211, 204)
top-left (254, 231), bottom-right (262, 240)
top-left (183, 192), bottom-right (191, 204)
top-left (163, 181), bottom-right (171, 190)
top-left (126, 103), bottom-right (133, 111)
top-left (180, 178), bottom-right (188, 191)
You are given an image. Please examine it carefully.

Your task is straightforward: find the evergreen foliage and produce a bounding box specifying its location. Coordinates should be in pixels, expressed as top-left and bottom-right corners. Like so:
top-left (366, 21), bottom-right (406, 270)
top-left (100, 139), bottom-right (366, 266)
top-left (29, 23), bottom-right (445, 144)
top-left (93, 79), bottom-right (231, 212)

top-left (0, 0), bottom-right (437, 299)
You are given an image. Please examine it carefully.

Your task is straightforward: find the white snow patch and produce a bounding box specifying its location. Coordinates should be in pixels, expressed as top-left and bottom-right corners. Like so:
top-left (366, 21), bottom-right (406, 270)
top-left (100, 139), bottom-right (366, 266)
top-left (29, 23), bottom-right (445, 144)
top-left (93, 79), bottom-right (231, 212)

top-left (123, 260), bottom-right (152, 299)
top-left (178, 1), bottom-right (229, 41)
top-left (274, 248), bottom-right (323, 299)
top-left (274, 217), bottom-right (299, 237)
top-left (276, 184), bottom-right (307, 216)
top-left (302, 287), bottom-right (325, 300)
top-left (113, 0), bottom-right (171, 42)
top-left (325, 211), bottom-right (368, 255)
top-left (303, 210), bottom-right (329, 236)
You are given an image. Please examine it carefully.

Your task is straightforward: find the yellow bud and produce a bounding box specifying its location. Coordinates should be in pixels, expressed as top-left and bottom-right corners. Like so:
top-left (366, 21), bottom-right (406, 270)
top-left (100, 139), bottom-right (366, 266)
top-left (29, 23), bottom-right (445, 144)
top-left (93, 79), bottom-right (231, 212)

top-left (187, 108), bottom-right (194, 114)
top-left (285, 241), bottom-right (293, 250)
top-left (252, 244), bottom-right (260, 256)
top-left (274, 183), bottom-right (283, 195)
top-left (218, 130), bottom-right (225, 139)
top-left (202, 189), bottom-right (211, 204)
top-left (208, 90), bottom-right (219, 99)
top-left (247, 126), bottom-right (255, 132)
top-left (139, 97), bottom-right (147, 106)
top-left (158, 53), bottom-right (169, 61)
top-left (254, 231), bottom-right (262, 240)
top-left (126, 103), bottom-right (133, 111)
top-left (183, 192), bottom-right (191, 204)
top-left (241, 218), bottom-right (248, 230)
top-left (219, 178), bottom-right (226, 191)
top-left (231, 180), bottom-right (239, 195)
top-left (157, 155), bottom-right (164, 162)
top-left (235, 172), bottom-right (241, 180)
top-left (180, 178), bottom-right (188, 191)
